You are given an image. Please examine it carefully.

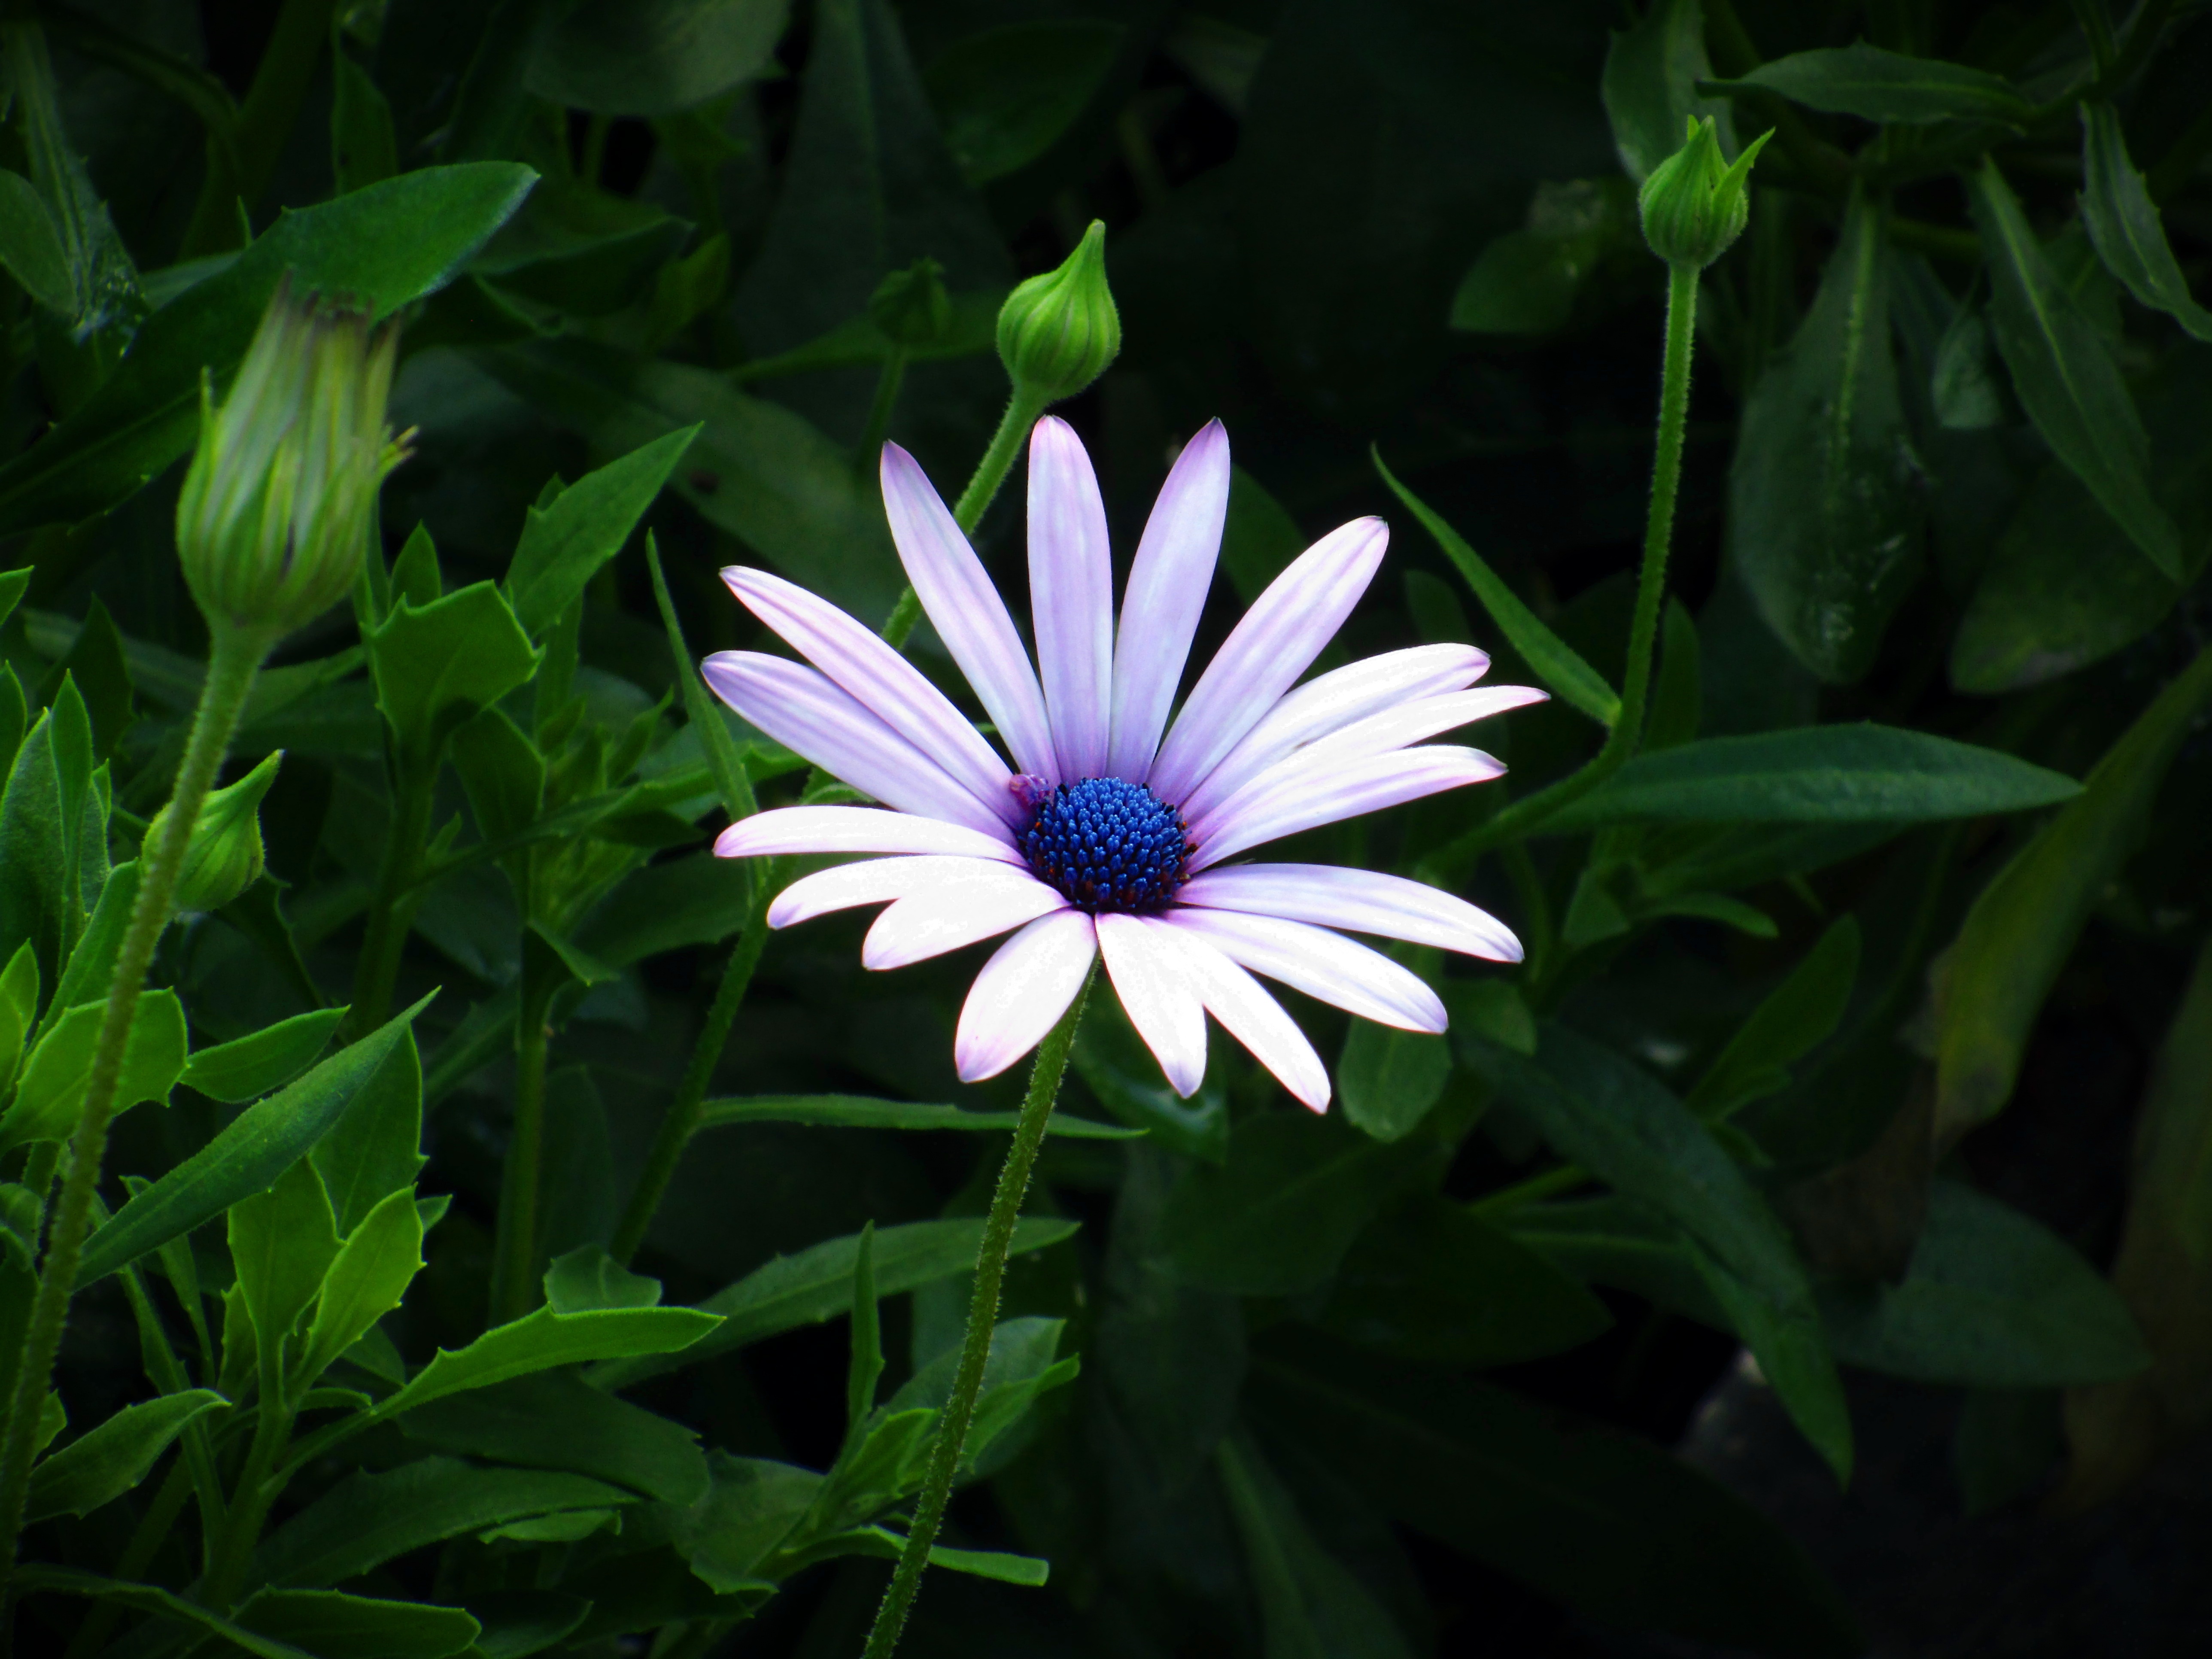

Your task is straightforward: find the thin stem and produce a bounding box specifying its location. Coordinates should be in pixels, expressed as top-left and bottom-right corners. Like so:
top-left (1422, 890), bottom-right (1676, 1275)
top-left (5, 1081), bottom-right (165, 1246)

top-left (0, 623), bottom-right (267, 1629)
top-left (350, 759), bottom-right (435, 1038)
top-left (860, 968), bottom-right (1094, 1659)
top-left (857, 348), bottom-right (910, 471)
top-left (952, 391), bottom-right (1046, 535)
top-left (489, 955), bottom-right (562, 1325)
top-left (201, 1376), bottom-right (290, 1609)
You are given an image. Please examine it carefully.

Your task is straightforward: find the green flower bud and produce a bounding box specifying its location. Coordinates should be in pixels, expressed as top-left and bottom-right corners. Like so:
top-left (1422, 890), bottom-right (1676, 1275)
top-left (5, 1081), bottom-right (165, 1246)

top-left (869, 257), bottom-right (954, 350)
top-left (145, 751), bottom-right (283, 914)
top-left (1638, 117), bottom-right (1773, 270)
top-left (177, 277), bottom-right (411, 639)
top-left (996, 220), bottom-right (1119, 406)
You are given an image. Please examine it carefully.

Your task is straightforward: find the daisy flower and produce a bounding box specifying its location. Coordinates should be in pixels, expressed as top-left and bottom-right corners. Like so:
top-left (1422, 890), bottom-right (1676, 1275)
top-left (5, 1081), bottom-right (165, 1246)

top-left (705, 418), bottom-right (1543, 1111)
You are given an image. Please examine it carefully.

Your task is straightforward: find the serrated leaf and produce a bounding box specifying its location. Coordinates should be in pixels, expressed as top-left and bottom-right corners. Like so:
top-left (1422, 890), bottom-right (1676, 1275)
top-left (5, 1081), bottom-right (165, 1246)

top-left (2078, 102), bottom-right (2212, 343)
top-left (23, 1389), bottom-right (226, 1522)
top-left (505, 427), bottom-right (697, 638)
top-left (180, 1007), bottom-right (347, 1104)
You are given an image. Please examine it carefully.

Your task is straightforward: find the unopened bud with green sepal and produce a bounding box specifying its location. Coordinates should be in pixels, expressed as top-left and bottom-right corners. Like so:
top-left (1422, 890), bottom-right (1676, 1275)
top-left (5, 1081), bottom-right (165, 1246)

top-left (146, 751), bottom-right (283, 914)
top-left (997, 220), bottom-right (1119, 406)
top-left (869, 257), bottom-right (954, 350)
top-left (176, 277), bottom-right (411, 640)
top-left (1638, 117), bottom-right (1773, 270)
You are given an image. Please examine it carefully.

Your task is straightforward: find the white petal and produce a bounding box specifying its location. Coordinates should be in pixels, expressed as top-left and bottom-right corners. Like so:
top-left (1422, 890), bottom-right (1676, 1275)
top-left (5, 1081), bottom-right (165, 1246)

top-left (1191, 746), bottom-right (1504, 870)
top-left (1146, 517), bottom-right (1387, 804)
top-left (1027, 417), bottom-right (1114, 781)
top-left (955, 911), bottom-right (1099, 1082)
top-left (1107, 420), bottom-right (1229, 781)
top-left (767, 855), bottom-right (1033, 930)
top-left (1177, 644), bottom-right (1493, 822)
top-left (879, 443), bottom-right (1056, 779)
top-left (1177, 862), bottom-right (1522, 963)
top-left (702, 652), bottom-right (1010, 838)
top-left (715, 805), bottom-right (1021, 864)
top-left (720, 566), bottom-right (1021, 826)
top-left (863, 872), bottom-right (1068, 969)
top-left (1189, 688), bottom-right (1542, 845)
top-left (1162, 908), bottom-right (1446, 1033)
top-left (1096, 912), bottom-right (1208, 1098)
top-left (1160, 920), bottom-right (1330, 1111)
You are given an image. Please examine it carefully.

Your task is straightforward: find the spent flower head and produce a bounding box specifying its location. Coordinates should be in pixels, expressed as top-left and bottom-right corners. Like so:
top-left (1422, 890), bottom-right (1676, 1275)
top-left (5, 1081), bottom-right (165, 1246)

top-left (996, 221), bottom-right (1120, 407)
top-left (145, 750), bottom-right (283, 914)
top-left (1638, 116), bottom-right (1773, 270)
top-left (177, 277), bottom-right (410, 639)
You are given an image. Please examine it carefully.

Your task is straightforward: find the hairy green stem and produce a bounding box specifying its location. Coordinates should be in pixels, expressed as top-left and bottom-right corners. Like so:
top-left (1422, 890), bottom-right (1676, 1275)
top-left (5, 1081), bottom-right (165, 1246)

top-left (861, 968), bottom-right (1095, 1659)
top-left (0, 623), bottom-right (267, 1634)
top-left (953, 391), bottom-right (1047, 535)
top-left (489, 955), bottom-right (562, 1325)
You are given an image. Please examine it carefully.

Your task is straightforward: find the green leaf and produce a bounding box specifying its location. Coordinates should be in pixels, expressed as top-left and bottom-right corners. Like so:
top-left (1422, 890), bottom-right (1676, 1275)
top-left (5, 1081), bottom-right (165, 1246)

top-left (368, 582), bottom-right (543, 766)
top-left (922, 21), bottom-right (1124, 186)
top-left (380, 1303), bottom-right (721, 1418)
top-left (647, 536), bottom-right (756, 828)
top-left (1600, 0), bottom-right (1734, 182)
top-left (293, 1187), bottom-right (425, 1389)
top-left (878, 1315), bottom-right (1077, 1480)
top-left (1219, 466), bottom-right (1310, 605)
top-left (673, 1453), bottom-right (821, 1589)
top-left (1689, 1237), bottom-right (1854, 1485)
top-left (1505, 1196), bottom-right (1729, 1328)
top-left (311, 1027), bottom-right (425, 1237)
top-left (0, 568), bottom-right (27, 628)
top-left (1966, 158), bottom-right (2185, 580)
top-left (0, 163), bottom-right (536, 535)
top-left (544, 1245), bottom-right (664, 1313)
top-left (1686, 916), bottom-right (1859, 1121)
top-left (41, 596), bottom-right (133, 762)
top-left (1249, 1332), bottom-right (1863, 1657)
top-left (450, 709), bottom-right (545, 855)
top-left (1315, 1197), bottom-right (1611, 1366)
top-left (1072, 993), bottom-right (1228, 1161)
top-left (1821, 1181), bottom-right (2148, 1386)
top-left (1715, 43), bottom-right (2031, 125)
top-left (1161, 1113), bottom-right (1437, 1296)
top-left (231, 1157), bottom-right (341, 1359)
top-left (506, 428), bottom-right (698, 638)
top-left (1337, 1018), bottom-right (1452, 1144)
top-left (234, 1588), bottom-right (479, 1659)
top-left (1730, 191), bottom-right (1927, 683)
top-left (527, 0), bottom-right (793, 117)
top-left (399, 1370), bottom-right (708, 1505)
top-left (1374, 449), bottom-right (1619, 727)
top-left (0, 990), bottom-right (186, 1150)
top-left (22, 1389), bottom-right (226, 1522)
top-left (0, 167), bottom-right (74, 315)
top-left (1933, 646), bottom-right (2212, 1137)
top-left (1540, 724), bottom-right (2080, 832)
top-left (36, 858), bottom-right (135, 1046)
top-left (10, 1567), bottom-right (314, 1659)
top-left (695, 1094), bottom-right (1140, 1138)
top-left (0, 681), bottom-right (97, 990)
top-left (2078, 102), bottom-right (2212, 343)
top-left (329, 38), bottom-right (398, 197)
top-left (77, 997), bottom-right (434, 1284)
top-left (179, 1007), bottom-right (347, 1104)
top-left (253, 1458), bottom-right (635, 1588)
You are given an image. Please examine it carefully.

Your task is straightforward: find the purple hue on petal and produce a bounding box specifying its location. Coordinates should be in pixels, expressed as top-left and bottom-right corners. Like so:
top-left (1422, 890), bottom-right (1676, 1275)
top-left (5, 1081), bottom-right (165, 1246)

top-left (1160, 919), bottom-right (1330, 1111)
top-left (879, 443), bottom-right (1056, 779)
top-left (1190, 745), bottom-right (1504, 870)
top-left (1178, 863), bottom-right (1522, 963)
top-left (1107, 420), bottom-right (1230, 781)
top-left (1177, 644), bottom-right (1492, 822)
top-left (955, 910), bottom-right (1097, 1082)
top-left (1147, 517), bottom-right (1389, 804)
top-left (767, 855), bottom-right (1028, 930)
top-left (1163, 908), bottom-right (1447, 1032)
top-left (863, 870), bottom-right (1068, 969)
top-left (720, 566), bottom-right (1021, 826)
top-left (702, 651), bottom-right (1009, 838)
top-left (714, 805), bottom-right (1019, 864)
top-left (1097, 912), bottom-right (1208, 1097)
top-left (1188, 689), bottom-right (1541, 845)
top-left (1027, 416), bottom-right (1115, 781)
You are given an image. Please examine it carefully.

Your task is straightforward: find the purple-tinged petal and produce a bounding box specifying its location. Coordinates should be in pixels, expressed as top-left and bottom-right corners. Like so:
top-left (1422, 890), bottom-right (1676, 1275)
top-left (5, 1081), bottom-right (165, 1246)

top-left (1189, 689), bottom-right (1541, 845)
top-left (1147, 517), bottom-right (1389, 803)
top-left (956, 911), bottom-right (1098, 1082)
top-left (1097, 912), bottom-right (1208, 1097)
top-left (1190, 746), bottom-right (1504, 870)
top-left (715, 805), bottom-right (1020, 864)
top-left (1106, 420), bottom-right (1230, 781)
top-left (1178, 863), bottom-right (1523, 963)
top-left (1163, 908), bottom-right (1446, 1032)
top-left (767, 855), bottom-right (1030, 930)
top-left (702, 651), bottom-right (1010, 838)
top-left (1178, 644), bottom-right (1492, 821)
top-left (879, 443), bottom-right (1056, 779)
top-left (1028, 417), bottom-right (1114, 780)
top-left (1159, 919), bottom-right (1330, 1111)
top-left (863, 871), bottom-right (1068, 969)
top-left (721, 566), bottom-right (1021, 826)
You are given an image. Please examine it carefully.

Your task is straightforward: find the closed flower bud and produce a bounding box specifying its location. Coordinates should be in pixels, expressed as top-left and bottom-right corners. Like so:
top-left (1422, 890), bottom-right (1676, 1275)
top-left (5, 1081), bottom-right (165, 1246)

top-left (146, 751), bottom-right (283, 914)
top-left (176, 278), bottom-right (411, 639)
top-left (996, 220), bottom-right (1119, 406)
top-left (869, 257), bottom-right (954, 350)
top-left (1638, 117), bottom-right (1772, 270)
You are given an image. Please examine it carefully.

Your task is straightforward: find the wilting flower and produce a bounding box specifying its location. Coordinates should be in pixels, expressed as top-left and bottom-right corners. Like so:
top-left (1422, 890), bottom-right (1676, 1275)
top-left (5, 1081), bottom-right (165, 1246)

top-left (706, 419), bottom-right (1541, 1110)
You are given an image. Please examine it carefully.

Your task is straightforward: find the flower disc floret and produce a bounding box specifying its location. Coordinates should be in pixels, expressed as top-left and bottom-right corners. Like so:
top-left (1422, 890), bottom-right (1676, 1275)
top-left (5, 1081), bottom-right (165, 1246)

top-left (1018, 775), bottom-right (1191, 914)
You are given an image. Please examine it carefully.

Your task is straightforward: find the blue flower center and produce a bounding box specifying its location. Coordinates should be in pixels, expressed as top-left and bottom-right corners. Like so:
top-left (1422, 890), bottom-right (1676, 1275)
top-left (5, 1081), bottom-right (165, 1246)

top-left (1016, 776), bottom-right (1192, 914)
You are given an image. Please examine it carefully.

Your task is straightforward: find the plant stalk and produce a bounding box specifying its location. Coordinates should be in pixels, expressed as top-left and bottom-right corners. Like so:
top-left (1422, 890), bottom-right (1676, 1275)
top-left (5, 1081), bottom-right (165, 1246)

top-left (0, 623), bottom-right (268, 1632)
top-left (489, 951), bottom-right (563, 1325)
top-left (350, 758), bottom-right (435, 1039)
top-left (860, 968), bottom-right (1094, 1659)
top-left (857, 348), bottom-right (910, 473)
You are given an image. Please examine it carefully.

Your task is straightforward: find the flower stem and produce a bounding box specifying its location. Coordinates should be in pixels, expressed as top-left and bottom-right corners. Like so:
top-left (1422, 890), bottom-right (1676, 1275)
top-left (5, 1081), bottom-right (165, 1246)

top-left (860, 967), bottom-right (1094, 1659)
top-left (952, 390), bottom-right (1047, 537)
top-left (489, 948), bottom-right (563, 1325)
top-left (0, 622), bottom-right (268, 1626)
